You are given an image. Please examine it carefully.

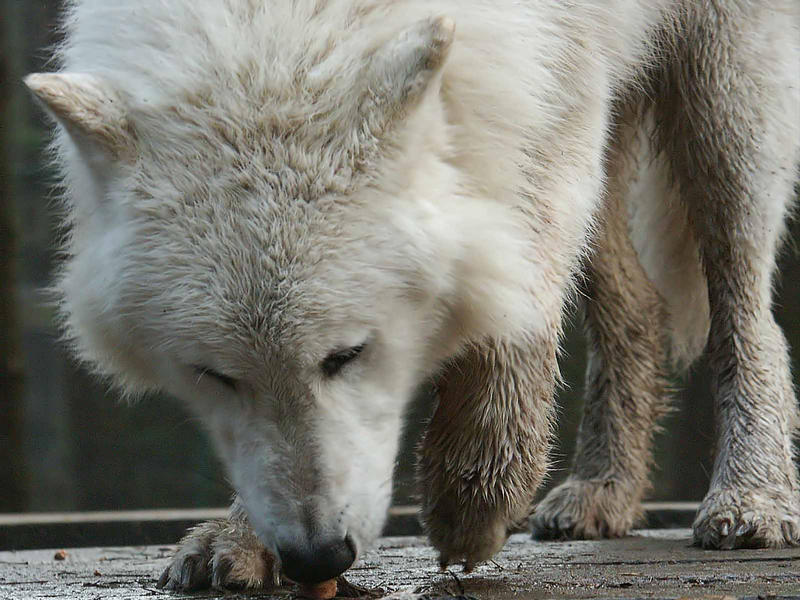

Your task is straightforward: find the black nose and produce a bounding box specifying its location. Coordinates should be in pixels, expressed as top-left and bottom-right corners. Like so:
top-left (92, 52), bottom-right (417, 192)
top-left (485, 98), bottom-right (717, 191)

top-left (278, 535), bottom-right (356, 584)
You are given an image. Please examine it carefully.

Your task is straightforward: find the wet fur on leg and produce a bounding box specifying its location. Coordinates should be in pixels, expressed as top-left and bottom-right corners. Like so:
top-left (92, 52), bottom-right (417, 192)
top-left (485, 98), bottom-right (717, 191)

top-left (532, 104), bottom-right (673, 541)
top-left (420, 335), bottom-right (558, 569)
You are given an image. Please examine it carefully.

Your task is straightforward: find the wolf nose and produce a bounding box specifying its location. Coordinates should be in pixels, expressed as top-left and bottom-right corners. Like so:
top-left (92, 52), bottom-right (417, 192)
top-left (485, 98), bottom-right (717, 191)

top-left (278, 535), bottom-right (356, 583)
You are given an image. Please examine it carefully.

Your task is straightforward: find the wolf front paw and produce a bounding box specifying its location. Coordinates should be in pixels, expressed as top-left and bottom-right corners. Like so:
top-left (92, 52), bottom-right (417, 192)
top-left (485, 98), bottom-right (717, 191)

top-left (423, 497), bottom-right (512, 572)
top-left (693, 488), bottom-right (800, 549)
top-left (157, 518), bottom-right (276, 591)
top-left (530, 477), bottom-right (641, 540)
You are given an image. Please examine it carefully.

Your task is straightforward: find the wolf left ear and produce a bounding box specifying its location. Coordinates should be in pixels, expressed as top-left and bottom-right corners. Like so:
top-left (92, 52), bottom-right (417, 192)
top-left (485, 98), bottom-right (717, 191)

top-left (360, 16), bottom-right (455, 134)
top-left (25, 72), bottom-right (133, 160)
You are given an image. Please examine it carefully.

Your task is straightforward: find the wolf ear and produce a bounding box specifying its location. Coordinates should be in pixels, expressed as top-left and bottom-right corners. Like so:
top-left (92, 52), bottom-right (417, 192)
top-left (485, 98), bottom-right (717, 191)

top-left (360, 16), bottom-right (455, 133)
top-left (25, 73), bottom-right (133, 160)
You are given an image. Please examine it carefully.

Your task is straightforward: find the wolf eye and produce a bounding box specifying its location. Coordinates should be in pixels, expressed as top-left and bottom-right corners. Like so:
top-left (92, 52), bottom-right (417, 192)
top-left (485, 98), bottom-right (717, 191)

top-left (321, 344), bottom-right (366, 377)
top-left (194, 366), bottom-right (237, 390)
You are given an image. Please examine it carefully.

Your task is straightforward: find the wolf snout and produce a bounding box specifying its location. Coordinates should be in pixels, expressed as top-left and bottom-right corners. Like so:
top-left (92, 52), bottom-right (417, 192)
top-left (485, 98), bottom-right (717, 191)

top-left (278, 534), bottom-right (356, 583)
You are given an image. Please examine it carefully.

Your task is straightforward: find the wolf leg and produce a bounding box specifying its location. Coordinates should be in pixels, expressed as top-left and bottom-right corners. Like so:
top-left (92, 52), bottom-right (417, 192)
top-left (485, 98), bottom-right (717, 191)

top-left (419, 335), bottom-right (558, 569)
top-left (419, 23), bottom-right (621, 564)
top-left (157, 498), bottom-right (276, 591)
top-left (655, 2), bottom-right (800, 549)
top-left (531, 107), bottom-right (672, 540)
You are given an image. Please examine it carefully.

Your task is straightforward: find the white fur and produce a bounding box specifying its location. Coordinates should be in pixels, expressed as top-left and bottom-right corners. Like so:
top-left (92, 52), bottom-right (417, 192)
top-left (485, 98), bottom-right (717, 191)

top-left (624, 109), bottom-right (710, 366)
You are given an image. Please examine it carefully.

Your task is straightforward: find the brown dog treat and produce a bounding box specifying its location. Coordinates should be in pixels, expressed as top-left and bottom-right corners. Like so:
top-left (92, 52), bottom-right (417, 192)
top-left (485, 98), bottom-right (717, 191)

top-left (298, 578), bottom-right (337, 599)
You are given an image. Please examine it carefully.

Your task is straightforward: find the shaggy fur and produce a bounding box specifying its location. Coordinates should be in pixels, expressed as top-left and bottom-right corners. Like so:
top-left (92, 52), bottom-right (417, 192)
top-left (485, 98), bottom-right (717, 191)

top-left (27, 0), bottom-right (799, 591)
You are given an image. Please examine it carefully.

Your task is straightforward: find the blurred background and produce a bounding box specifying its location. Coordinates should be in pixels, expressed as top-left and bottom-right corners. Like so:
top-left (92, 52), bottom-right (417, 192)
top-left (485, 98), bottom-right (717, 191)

top-left (2, 1), bottom-right (799, 515)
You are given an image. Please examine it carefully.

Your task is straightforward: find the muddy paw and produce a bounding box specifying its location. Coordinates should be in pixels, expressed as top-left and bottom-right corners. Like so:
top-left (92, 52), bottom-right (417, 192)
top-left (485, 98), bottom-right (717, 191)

top-left (421, 481), bottom-right (516, 572)
top-left (693, 488), bottom-right (800, 549)
top-left (157, 518), bottom-right (276, 591)
top-left (530, 477), bottom-right (642, 540)
top-left (427, 511), bottom-right (511, 572)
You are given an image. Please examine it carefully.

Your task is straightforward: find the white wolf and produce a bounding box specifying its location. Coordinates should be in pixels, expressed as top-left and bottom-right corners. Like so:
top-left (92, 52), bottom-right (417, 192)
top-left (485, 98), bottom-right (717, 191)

top-left (28, 0), bottom-right (799, 591)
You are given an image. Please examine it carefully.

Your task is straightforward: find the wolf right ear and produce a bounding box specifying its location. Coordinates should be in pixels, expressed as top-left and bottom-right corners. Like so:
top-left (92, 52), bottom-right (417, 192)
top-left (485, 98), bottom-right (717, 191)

top-left (25, 72), bottom-right (133, 160)
top-left (359, 16), bottom-right (455, 136)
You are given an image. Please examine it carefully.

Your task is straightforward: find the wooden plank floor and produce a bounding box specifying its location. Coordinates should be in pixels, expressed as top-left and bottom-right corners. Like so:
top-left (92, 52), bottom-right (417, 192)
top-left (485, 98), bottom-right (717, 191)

top-left (1, 530), bottom-right (799, 599)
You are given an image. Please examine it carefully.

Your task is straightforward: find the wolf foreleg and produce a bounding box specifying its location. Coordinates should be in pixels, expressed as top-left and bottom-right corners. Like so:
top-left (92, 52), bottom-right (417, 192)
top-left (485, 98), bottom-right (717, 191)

top-left (418, 335), bottom-right (558, 569)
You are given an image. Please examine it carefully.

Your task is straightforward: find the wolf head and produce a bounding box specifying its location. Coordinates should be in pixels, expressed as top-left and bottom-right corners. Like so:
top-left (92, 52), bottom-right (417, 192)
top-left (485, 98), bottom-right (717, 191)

top-left (28, 15), bottom-right (539, 582)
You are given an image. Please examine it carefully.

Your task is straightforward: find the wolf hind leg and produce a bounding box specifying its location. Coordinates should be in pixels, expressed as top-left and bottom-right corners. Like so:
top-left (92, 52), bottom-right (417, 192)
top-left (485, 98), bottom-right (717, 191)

top-left (656, 2), bottom-right (800, 549)
top-left (158, 498), bottom-right (277, 591)
top-left (531, 103), bottom-right (673, 540)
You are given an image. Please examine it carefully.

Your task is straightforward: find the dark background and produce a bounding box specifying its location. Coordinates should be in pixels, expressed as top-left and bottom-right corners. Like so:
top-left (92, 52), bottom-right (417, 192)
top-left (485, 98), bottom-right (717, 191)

top-left (2, 1), bottom-right (799, 515)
